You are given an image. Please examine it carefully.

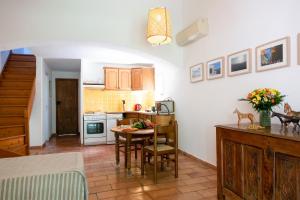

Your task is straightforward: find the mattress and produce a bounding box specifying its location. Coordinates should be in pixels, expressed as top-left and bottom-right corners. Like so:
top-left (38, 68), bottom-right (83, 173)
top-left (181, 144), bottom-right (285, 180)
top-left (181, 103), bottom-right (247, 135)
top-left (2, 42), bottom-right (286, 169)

top-left (0, 152), bottom-right (88, 200)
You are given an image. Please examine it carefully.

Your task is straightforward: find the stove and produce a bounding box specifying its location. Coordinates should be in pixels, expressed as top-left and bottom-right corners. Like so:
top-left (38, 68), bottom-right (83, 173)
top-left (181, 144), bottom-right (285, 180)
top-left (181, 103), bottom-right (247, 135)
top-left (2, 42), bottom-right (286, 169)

top-left (83, 112), bottom-right (107, 145)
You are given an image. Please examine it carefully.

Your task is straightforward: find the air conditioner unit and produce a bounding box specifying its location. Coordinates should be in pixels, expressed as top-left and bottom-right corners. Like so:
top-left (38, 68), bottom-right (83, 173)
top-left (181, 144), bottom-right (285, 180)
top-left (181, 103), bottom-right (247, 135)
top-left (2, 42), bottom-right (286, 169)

top-left (176, 18), bottom-right (209, 46)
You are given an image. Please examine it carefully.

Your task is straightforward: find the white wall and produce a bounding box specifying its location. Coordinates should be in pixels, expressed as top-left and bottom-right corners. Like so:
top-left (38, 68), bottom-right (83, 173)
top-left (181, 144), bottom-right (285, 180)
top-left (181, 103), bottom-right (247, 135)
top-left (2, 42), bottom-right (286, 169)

top-left (29, 57), bottom-right (43, 146)
top-left (0, 50), bottom-right (10, 73)
top-left (176, 0), bottom-right (300, 165)
top-left (0, 0), bottom-right (183, 66)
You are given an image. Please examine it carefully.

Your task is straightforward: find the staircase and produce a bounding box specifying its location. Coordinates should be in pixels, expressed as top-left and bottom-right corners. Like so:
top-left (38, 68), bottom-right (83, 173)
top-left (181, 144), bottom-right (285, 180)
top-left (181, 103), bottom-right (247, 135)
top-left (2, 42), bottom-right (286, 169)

top-left (0, 53), bottom-right (36, 158)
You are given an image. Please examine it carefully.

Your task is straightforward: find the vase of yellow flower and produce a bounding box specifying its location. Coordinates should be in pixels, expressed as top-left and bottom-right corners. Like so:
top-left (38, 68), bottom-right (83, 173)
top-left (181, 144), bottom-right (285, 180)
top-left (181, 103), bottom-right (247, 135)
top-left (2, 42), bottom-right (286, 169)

top-left (240, 88), bottom-right (285, 127)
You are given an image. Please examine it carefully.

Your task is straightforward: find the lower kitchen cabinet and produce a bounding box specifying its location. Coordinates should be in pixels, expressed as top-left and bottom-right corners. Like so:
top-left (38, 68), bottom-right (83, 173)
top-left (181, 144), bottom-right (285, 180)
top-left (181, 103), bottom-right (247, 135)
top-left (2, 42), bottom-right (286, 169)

top-left (216, 124), bottom-right (300, 200)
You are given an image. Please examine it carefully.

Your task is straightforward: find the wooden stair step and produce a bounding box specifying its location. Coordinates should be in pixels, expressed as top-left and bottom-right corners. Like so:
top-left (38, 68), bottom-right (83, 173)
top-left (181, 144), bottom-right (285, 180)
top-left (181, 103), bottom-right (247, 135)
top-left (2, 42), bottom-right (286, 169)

top-left (0, 89), bottom-right (30, 96)
top-left (8, 144), bottom-right (27, 155)
top-left (0, 133), bottom-right (25, 141)
top-left (0, 116), bottom-right (24, 126)
top-left (0, 106), bottom-right (27, 115)
top-left (0, 80), bottom-right (33, 88)
top-left (0, 131), bottom-right (25, 148)
top-left (0, 85), bottom-right (33, 90)
top-left (5, 67), bottom-right (36, 72)
top-left (0, 148), bottom-right (23, 158)
top-left (6, 61), bottom-right (36, 67)
top-left (2, 74), bottom-right (35, 80)
top-left (9, 54), bottom-right (36, 62)
top-left (0, 97), bottom-right (28, 105)
top-left (0, 125), bottom-right (25, 139)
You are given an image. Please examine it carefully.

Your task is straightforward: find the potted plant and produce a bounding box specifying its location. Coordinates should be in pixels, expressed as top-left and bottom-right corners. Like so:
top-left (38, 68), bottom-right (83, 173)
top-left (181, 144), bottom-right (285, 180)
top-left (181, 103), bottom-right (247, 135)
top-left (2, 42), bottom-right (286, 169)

top-left (240, 88), bottom-right (285, 127)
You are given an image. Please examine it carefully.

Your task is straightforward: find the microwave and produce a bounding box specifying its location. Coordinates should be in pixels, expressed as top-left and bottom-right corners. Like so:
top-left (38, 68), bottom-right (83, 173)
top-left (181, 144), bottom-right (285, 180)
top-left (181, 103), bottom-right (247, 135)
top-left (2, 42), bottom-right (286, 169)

top-left (155, 100), bottom-right (175, 114)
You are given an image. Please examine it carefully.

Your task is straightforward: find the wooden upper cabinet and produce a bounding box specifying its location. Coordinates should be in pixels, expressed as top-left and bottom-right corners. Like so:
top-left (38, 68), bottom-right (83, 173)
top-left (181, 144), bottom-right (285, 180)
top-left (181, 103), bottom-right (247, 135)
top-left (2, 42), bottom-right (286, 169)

top-left (131, 67), bottom-right (155, 91)
top-left (104, 67), bottom-right (118, 90)
top-left (118, 68), bottom-right (131, 90)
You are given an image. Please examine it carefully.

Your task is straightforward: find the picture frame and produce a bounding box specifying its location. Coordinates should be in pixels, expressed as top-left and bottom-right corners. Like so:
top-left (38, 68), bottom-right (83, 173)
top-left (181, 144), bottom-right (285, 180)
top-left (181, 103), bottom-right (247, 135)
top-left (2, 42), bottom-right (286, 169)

top-left (227, 49), bottom-right (252, 77)
top-left (206, 57), bottom-right (225, 80)
top-left (190, 63), bottom-right (204, 83)
top-left (256, 37), bottom-right (290, 72)
top-left (298, 33), bottom-right (300, 65)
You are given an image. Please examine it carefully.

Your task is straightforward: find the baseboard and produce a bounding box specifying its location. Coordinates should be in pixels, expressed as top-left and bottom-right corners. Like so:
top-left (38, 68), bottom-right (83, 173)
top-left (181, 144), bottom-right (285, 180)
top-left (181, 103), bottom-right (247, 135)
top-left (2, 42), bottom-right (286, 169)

top-left (178, 149), bottom-right (216, 170)
top-left (30, 142), bottom-right (46, 150)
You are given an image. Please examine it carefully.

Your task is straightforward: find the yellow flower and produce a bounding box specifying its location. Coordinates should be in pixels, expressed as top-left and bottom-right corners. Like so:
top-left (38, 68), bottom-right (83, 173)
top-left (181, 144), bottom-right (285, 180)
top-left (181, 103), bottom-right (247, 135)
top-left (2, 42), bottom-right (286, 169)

top-left (255, 95), bottom-right (261, 101)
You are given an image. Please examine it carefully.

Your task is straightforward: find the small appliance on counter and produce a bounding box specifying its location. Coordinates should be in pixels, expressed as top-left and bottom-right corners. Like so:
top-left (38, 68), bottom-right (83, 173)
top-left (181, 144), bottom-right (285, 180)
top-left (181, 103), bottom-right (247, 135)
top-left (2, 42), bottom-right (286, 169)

top-left (134, 104), bottom-right (142, 111)
top-left (155, 98), bottom-right (175, 114)
top-left (83, 112), bottom-right (107, 145)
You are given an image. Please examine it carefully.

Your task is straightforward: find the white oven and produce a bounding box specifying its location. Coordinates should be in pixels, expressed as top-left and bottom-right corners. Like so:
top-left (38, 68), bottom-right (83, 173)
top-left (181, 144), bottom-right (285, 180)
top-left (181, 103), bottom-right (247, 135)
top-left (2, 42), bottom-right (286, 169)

top-left (83, 113), bottom-right (107, 145)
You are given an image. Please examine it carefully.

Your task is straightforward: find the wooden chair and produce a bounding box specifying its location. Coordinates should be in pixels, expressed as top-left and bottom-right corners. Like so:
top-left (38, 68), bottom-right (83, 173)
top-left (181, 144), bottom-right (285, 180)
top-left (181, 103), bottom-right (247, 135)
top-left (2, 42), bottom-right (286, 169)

top-left (117, 119), bottom-right (144, 167)
top-left (141, 120), bottom-right (178, 184)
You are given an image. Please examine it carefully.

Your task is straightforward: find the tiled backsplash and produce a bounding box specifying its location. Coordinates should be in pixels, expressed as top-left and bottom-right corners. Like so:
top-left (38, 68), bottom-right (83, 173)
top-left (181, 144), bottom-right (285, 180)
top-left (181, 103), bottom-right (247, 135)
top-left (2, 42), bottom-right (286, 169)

top-left (84, 89), bottom-right (155, 112)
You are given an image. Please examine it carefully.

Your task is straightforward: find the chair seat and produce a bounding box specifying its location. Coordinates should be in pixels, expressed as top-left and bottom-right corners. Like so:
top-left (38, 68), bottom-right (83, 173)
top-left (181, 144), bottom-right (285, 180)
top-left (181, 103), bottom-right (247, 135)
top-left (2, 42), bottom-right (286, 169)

top-left (144, 144), bottom-right (174, 152)
top-left (119, 137), bottom-right (144, 144)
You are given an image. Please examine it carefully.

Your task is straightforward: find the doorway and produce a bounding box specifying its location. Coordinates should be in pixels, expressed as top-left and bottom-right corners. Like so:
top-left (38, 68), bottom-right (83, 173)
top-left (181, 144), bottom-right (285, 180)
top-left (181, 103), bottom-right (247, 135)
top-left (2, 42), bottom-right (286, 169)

top-left (55, 79), bottom-right (79, 135)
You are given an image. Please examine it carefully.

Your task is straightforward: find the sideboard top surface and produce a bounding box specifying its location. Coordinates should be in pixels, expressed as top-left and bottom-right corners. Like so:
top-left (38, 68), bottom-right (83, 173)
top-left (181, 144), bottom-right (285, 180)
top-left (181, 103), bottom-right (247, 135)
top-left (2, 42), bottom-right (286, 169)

top-left (216, 124), bottom-right (300, 142)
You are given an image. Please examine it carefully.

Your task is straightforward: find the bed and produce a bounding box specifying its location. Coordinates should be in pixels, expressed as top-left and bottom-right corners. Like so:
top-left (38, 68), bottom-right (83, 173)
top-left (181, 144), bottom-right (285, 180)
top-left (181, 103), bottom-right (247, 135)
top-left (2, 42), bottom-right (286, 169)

top-left (0, 152), bottom-right (88, 200)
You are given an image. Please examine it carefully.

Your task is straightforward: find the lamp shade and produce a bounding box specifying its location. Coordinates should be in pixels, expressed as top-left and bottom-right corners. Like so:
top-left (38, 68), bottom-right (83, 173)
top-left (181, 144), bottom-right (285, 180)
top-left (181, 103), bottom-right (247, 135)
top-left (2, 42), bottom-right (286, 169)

top-left (147, 7), bottom-right (172, 45)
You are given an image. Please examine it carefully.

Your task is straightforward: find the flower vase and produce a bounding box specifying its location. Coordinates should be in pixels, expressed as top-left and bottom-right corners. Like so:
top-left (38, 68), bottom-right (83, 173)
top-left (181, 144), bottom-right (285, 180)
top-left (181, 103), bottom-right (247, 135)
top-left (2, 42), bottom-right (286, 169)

top-left (259, 110), bottom-right (271, 127)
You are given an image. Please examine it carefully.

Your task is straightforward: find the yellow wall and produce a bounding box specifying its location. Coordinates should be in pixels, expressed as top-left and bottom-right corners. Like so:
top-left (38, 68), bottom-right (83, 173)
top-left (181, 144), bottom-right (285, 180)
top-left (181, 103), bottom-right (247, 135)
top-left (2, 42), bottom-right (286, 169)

top-left (84, 89), bottom-right (155, 112)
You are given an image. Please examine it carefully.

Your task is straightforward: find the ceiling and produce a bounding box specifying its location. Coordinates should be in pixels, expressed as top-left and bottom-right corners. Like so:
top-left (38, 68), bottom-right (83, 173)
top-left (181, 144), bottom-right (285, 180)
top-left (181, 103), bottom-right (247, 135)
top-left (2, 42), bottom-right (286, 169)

top-left (44, 58), bottom-right (81, 72)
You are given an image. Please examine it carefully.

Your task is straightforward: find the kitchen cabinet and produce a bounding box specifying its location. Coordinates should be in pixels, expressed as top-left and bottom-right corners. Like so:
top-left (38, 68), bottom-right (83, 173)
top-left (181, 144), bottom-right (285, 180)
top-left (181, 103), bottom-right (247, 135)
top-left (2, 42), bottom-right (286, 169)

top-left (131, 68), bottom-right (155, 91)
top-left (118, 68), bottom-right (131, 90)
top-left (216, 124), bottom-right (300, 200)
top-left (104, 67), bottom-right (118, 90)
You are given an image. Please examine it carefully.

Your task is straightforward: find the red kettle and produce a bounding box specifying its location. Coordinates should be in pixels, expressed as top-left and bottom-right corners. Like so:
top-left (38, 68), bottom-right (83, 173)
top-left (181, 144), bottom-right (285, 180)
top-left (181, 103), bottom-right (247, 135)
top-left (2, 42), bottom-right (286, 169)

top-left (134, 104), bottom-right (142, 111)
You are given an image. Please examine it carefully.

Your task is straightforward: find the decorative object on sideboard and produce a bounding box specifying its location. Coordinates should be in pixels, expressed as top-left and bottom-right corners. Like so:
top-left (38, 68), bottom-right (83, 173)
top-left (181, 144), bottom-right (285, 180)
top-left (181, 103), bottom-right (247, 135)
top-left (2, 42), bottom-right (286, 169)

top-left (190, 63), bottom-right (204, 83)
top-left (271, 111), bottom-right (300, 133)
top-left (233, 108), bottom-right (255, 126)
top-left (256, 37), bottom-right (290, 72)
top-left (284, 103), bottom-right (300, 117)
top-left (227, 49), bottom-right (252, 77)
top-left (240, 88), bottom-right (285, 127)
top-left (206, 57), bottom-right (225, 80)
top-left (176, 18), bottom-right (209, 46)
top-left (147, 7), bottom-right (172, 46)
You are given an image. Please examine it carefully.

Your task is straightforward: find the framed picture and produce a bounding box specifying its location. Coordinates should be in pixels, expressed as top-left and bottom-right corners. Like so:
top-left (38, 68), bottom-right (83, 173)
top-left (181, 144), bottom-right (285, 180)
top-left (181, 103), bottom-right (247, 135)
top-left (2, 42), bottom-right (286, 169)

top-left (206, 57), bottom-right (224, 80)
top-left (227, 49), bottom-right (252, 77)
top-left (298, 33), bottom-right (300, 65)
top-left (256, 37), bottom-right (290, 72)
top-left (190, 63), bottom-right (204, 83)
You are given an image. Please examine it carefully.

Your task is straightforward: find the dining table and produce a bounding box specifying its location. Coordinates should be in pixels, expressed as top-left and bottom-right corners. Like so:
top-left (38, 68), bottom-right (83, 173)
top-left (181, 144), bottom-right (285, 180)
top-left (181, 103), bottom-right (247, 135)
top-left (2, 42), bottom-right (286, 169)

top-left (110, 127), bottom-right (154, 172)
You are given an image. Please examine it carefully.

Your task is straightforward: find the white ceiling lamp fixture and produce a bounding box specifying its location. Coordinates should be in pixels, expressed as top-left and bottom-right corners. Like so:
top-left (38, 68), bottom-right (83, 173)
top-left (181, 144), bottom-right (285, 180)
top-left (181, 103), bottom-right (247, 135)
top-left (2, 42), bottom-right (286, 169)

top-left (147, 7), bottom-right (172, 46)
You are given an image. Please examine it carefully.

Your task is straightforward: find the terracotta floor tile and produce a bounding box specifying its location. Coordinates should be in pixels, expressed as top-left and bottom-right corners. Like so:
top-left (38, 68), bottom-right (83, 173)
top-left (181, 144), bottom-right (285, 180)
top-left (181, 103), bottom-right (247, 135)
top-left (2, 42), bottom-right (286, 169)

top-left (30, 135), bottom-right (217, 200)
top-left (89, 193), bottom-right (98, 200)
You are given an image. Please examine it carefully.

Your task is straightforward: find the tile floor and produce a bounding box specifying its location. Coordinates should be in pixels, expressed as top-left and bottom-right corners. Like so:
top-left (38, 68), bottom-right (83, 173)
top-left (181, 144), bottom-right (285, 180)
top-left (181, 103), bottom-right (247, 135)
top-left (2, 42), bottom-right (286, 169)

top-left (30, 136), bottom-right (217, 200)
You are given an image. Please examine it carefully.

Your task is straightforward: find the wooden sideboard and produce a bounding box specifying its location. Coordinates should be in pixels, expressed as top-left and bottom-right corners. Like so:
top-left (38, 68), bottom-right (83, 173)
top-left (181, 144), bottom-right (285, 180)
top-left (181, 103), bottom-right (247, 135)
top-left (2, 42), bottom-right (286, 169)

top-left (216, 124), bottom-right (300, 200)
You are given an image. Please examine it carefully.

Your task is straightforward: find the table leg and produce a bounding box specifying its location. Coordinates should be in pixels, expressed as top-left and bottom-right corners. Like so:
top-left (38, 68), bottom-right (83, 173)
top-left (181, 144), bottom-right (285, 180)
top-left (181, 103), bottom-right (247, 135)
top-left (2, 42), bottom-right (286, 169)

top-left (115, 132), bottom-right (120, 167)
top-left (126, 134), bottom-right (132, 172)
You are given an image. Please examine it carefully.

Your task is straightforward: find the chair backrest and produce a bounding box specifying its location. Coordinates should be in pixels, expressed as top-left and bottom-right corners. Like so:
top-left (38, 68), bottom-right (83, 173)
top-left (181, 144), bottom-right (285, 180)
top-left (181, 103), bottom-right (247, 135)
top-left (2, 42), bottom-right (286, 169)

top-left (153, 120), bottom-right (178, 152)
top-left (117, 119), bottom-right (131, 126)
top-left (155, 115), bottom-right (172, 126)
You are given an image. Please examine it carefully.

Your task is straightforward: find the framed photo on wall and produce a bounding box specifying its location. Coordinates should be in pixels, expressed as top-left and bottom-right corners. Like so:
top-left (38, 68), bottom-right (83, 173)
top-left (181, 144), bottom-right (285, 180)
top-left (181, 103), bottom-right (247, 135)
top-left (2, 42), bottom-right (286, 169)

top-left (256, 37), bottom-right (290, 72)
top-left (227, 49), bottom-right (252, 77)
top-left (190, 63), bottom-right (204, 83)
top-left (206, 57), bottom-right (224, 80)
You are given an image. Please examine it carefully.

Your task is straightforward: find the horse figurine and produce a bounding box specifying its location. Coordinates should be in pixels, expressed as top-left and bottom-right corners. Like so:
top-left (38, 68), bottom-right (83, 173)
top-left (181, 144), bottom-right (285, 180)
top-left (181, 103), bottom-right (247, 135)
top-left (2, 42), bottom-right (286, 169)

top-left (284, 103), bottom-right (300, 117)
top-left (233, 108), bottom-right (255, 125)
